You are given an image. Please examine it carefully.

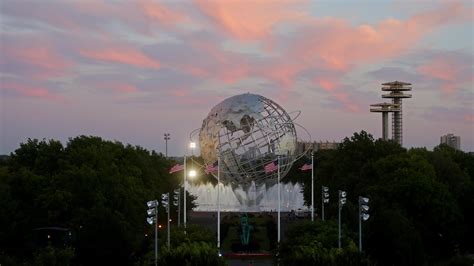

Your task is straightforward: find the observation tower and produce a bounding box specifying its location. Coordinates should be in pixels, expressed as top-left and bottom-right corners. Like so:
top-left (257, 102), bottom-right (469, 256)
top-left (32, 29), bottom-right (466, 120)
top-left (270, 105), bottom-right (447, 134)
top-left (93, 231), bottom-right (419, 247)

top-left (381, 81), bottom-right (412, 145)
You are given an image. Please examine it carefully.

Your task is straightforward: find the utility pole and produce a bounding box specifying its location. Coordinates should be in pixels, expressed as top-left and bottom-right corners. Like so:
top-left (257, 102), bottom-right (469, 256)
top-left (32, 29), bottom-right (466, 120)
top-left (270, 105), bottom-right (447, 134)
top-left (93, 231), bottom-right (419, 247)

top-left (146, 200), bottom-right (159, 266)
top-left (164, 133), bottom-right (170, 157)
top-left (321, 186), bottom-right (329, 221)
top-left (338, 190), bottom-right (347, 248)
top-left (359, 196), bottom-right (370, 253)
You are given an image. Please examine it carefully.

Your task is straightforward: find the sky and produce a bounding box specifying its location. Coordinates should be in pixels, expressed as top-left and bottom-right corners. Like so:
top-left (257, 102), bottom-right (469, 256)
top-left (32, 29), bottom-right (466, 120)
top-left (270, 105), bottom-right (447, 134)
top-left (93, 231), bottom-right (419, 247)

top-left (0, 0), bottom-right (473, 156)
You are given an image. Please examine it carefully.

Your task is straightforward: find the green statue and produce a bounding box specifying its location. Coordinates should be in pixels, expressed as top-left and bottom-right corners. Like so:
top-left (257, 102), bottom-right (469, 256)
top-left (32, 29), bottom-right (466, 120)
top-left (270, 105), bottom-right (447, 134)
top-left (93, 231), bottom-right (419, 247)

top-left (240, 214), bottom-right (253, 245)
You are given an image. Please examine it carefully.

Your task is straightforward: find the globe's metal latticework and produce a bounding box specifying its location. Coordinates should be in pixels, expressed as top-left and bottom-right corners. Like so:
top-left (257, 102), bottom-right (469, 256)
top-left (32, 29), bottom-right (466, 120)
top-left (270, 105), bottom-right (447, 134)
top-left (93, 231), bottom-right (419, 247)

top-left (199, 93), bottom-right (297, 186)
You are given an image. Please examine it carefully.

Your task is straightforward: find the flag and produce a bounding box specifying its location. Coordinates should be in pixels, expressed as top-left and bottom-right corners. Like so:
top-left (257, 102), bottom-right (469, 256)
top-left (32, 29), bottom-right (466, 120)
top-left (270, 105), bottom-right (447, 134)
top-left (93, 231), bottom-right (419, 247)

top-left (300, 163), bottom-right (312, 171)
top-left (205, 161), bottom-right (218, 174)
top-left (264, 160), bottom-right (278, 173)
top-left (169, 163), bottom-right (184, 174)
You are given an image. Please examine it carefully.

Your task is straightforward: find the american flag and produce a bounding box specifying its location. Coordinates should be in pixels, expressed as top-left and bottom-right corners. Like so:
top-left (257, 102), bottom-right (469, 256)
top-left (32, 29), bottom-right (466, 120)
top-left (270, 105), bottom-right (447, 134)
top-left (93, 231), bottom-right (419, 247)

top-left (205, 161), bottom-right (218, 174)
top-left (300, 163), bottom-right (312, 171)
top-left (169, 164), bottom-right (184, 174)
top-left (264, 160), bottom-right (279, 173)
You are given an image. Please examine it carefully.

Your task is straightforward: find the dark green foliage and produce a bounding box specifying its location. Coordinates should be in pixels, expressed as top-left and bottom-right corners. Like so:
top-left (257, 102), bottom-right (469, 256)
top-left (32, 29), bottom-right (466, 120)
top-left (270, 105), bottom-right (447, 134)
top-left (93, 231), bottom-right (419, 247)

top-left (31, 247), bottom-right (75, 266)
top-left (279, 221), bottom-right (369, 266)
top-left (287, 131), bottom-right (473, 266)
top-left (158, 242), bottom-right (226, 266)
top-left (0, 136), bottom-right (195, 265)
top-left (137, 225), bottom-right (226, 266)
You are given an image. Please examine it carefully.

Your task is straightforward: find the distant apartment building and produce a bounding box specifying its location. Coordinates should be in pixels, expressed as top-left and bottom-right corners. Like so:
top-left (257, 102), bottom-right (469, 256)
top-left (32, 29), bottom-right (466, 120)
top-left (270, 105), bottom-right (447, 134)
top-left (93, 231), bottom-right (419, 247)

top-left (296, 141), bottom-right (340, 154)
top-left (440, 134), bottom-right (461, 150)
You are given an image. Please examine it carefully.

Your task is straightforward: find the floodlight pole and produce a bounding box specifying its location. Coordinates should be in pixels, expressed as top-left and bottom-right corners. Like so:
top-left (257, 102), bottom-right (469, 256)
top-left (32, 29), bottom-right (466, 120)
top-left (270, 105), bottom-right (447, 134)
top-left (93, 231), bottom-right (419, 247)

top-left (183, 155), bottom-right (187, 231)
top-left (164, 133), bottom-right (170, 158)
top-left (217, 151), bottom-right (221, 252)
top-left (178, 191), bottom-right (181, 227)
top-left (167, 193), bottom-right (170, 247)
top-left (338, 196), bottom-right (342, 248)
top-left (321, 186), bottom-right (325, 221)
top-left (311, 153), bottom-right (314, 222)
top-left (277, 155), bottom-right (281, 243)
top-left (359, 199), bottom-right (362, 253)
top-left (154, 205), bottom-right (158, 266)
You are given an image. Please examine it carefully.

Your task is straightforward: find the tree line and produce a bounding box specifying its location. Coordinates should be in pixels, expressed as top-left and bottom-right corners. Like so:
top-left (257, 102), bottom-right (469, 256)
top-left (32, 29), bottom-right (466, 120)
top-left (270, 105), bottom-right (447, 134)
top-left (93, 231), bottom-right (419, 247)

top-left (1, 132), bottom-right (473, 265)
top-left (0, 136), bottom-right (210, 265)
top-left (283, 131), bottom-right (474, 265)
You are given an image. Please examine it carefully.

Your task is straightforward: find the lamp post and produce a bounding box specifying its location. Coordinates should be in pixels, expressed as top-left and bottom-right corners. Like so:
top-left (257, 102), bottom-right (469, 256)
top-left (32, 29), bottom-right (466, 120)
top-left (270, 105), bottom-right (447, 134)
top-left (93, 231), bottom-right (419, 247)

top-left (277, 155), bottom-right (281, 243)
top-left (217, 151), bottom-right (221, 254)
top-left (321, 186), bottom-right (329, 221)
top-left (164, 133), bottom-right (170, 158)
top-left (311, 153), bottom-right (314, 221)
top-left (161, 193), bottom-right (170, 247)
top-left (358, 196), bottom-right (370, 253)
top-left (184, 142), bottom-right (197, 231)
top-left (338, 190), bottom-right (347, 248)
top-left (147, 200), bottom-right (159, 266)
top-left (173, 189), bottom-right (180, 226)
top-left (183, 155), bottom-right (187, 229)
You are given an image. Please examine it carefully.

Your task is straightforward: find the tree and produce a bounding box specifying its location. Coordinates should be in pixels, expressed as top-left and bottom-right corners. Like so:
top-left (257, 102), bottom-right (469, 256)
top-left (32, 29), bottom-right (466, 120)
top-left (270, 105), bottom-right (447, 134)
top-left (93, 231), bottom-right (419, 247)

top-left (0, 136), bottom-right (194, 265)
top-left (278, 220), bottom-right (369, 266)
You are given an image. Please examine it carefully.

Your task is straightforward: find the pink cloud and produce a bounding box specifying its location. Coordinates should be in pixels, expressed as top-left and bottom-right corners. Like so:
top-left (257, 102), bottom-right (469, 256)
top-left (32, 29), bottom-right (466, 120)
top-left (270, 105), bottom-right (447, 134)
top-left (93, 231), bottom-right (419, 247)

top-left (2, 44), bottom-right (71, 78)
top-left (290, 2), bottom-right (470, 72)
top-left (96, 82), bottom-right (140, 94)
top-left (315, 78), bottom-right (338, 92)
top-left (465, 115), bottom-right (474, 123)
top-left (80, 47), bottom-right (161, 69)
top-left (417, 53), bottom-right (472, 94)
top-left (195, 0), bottom-right (307, 40)
top-left (1, 83), bottom-right (66, 102)
top-left (138, 0), bottom-right (186, 23)
top-left (313, 78), bottom-right (360, 112)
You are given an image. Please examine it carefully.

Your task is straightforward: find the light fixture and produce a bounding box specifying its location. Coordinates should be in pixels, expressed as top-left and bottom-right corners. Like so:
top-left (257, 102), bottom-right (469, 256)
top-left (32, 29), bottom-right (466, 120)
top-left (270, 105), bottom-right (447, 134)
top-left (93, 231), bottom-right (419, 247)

top-left (359, 196), bottom-right (370, 253)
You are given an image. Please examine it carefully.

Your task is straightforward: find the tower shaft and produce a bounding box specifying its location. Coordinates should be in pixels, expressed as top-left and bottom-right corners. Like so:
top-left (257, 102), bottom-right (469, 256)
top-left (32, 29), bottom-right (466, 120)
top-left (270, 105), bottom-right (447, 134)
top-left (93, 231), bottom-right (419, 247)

top-left (392, 98), bottom-right (402, 145)
top-left (382, 112), bottom-right (389, 141)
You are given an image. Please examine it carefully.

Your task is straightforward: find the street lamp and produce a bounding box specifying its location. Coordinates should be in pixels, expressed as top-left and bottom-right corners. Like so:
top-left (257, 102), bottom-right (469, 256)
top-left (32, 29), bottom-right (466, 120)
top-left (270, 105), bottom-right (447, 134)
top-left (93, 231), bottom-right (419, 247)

top-left (338, 190), bottom-right (347, 248)
top-left (321, 186), bottom-right (329, 221)
top-left (146, 200), bottom-right (159, 266)
top-left (173, 189), bottom-right (180, 226)
top-left (358, 196), bottom-right (370, 253)
top-left (183, 142), bottom-right (196, 230)
top-left (161, 193), bottom-right (170, 247)
top-left (311, 153), bottom-right (314, 221)
top-left (217, 152), bottom-right (221, 255)
top-left (164, 133), bottom-right (170, 158)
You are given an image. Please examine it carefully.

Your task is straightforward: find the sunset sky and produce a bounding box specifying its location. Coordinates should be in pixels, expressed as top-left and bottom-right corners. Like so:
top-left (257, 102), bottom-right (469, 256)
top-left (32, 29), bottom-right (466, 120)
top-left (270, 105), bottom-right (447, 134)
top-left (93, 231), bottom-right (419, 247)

top-left (1, 0), bottom-right (473, 155)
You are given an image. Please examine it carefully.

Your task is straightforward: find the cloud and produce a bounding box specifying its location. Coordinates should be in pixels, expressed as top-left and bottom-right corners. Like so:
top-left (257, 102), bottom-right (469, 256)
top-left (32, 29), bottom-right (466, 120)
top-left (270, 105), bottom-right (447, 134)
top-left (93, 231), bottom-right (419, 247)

top-left (465, 115), bottom-right (474, 123)
top-left (287, 2), bottom-right (471, 72)
top-left (416, 52), bottom-right (473, 94)
top-left (194, 0), bottom-right (307, 40)
top-left (137, 0), bottom-right (187, 24)
top-left (96, 82), bottom-right (140, 94)
top-left (80, 47), bottom-right (161, 69)
top-left (422, 106), bottom-right (474, 124)
top-left (1, 39), bottom-right (71, 79)
top-left (1, 82), bottom-right (66, 102)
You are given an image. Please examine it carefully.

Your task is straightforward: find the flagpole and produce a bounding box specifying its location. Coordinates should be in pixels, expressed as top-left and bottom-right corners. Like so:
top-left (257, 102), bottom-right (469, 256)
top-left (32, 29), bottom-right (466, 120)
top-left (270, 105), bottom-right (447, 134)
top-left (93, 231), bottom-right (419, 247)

top-left (183, 155), bottom-right (187, 230)
top-left (277, 155), bottom-right (281, 243)
top-left (311, 153), bottom-right (314, 222)
top-left (217, 153), bottom-right (221, 253)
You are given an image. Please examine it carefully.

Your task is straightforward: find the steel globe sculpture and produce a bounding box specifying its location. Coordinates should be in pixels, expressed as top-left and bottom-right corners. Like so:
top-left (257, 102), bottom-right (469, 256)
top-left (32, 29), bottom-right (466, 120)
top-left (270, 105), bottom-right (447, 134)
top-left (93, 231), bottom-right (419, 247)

top-left (198, 93), bottom-right (304, 208)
